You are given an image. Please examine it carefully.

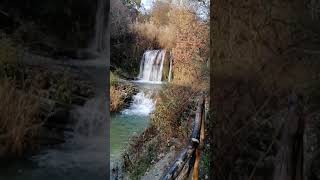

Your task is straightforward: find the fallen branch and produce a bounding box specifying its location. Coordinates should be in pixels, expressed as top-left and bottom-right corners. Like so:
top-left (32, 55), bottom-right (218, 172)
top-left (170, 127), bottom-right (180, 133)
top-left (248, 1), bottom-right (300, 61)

top-left (0, 9), bottom-right (9, 17)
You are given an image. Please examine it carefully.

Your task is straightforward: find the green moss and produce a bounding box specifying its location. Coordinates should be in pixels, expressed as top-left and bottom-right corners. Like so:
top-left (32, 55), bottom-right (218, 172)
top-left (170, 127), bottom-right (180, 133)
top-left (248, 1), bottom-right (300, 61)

top-left (110, 72), bottom-right (119, 86)
top-left (49, 72), bottom-right (73, 104)
top-left (129, 143), bottom-right (157, 179)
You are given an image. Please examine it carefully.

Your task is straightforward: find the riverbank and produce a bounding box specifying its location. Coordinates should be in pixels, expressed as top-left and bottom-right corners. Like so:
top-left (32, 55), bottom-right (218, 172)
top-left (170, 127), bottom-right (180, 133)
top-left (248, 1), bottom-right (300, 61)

top-left (115, 84), bottom-right (209, 179)
top-left (110, 72), bottom-right (139, 113)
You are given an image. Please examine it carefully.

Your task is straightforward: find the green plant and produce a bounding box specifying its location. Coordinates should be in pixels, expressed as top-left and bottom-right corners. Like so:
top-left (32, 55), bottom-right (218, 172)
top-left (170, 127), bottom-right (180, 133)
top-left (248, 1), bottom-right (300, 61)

top-left (110, 72), bottom-right (119, 86)
top-left (151, 85), bottom-right (197, 140)
top-left (0, 36), bottom-right (20, 79)
top-left (128, 142), bottom-right (157, 179)
top-left (50, 72), bottom-right (73, 104)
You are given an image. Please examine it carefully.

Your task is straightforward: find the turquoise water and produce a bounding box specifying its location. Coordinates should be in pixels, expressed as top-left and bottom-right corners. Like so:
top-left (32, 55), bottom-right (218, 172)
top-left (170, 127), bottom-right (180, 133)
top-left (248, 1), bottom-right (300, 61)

top-left (109, 83), bottom-right (162, 180)
top-left (110, 113), bottom-right (149, 166)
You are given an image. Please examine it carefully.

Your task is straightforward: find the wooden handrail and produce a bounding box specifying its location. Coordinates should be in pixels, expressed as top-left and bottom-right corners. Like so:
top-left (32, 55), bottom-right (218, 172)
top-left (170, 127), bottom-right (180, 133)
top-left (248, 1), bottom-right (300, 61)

top-left (161, 96), bottom-right (206, 180)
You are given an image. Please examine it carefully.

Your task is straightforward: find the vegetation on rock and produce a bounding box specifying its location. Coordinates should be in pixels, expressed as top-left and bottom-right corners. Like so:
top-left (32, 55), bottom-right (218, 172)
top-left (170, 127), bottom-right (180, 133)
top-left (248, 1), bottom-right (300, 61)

top-left (110, 72), bottom-right (138, 112)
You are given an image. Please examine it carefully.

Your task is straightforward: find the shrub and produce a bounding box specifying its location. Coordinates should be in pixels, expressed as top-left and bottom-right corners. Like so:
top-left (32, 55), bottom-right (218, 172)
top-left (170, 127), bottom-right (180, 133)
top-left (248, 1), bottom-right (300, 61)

top-left (110, 0), bottom-right (132, 39)
top-left (110, 82), bottom-right (137, 112)
top-left (210, 0), bottom-right (320, 179)
top-left (151, 85), bottom-right (198, 140)
top-left (132, 2), bottom-right (209, 86)
top-left (49, 72), bottom-right (73, 104)
top-left (110, 85), bottom-right (125, 112)
top-left (169, 8), bottom-right (209, 85)
top-left (132, 22), bottom-right (176, 49)
top-left (0, 79), bottom-right (41, 157)
top-left (0, 35), bottom-right (21, 79)
top-left (110, 72), bottom-right (119, 86)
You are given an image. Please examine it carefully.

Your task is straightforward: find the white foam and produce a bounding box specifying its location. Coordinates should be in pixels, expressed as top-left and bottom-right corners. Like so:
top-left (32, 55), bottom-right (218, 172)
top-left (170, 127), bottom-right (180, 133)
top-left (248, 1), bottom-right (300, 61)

top-left (121, 91), bottom-right (155, 116)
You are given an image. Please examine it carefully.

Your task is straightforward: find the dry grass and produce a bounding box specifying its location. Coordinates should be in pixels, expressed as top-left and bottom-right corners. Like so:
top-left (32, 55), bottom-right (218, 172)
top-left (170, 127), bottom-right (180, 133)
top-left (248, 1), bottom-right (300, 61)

top-left (132, 22), bottom-right (176, 49)
top-left (110, 82), bottom-right (137, 112)
top-left (133, 4), bottom-right (209, 86)
top-left (0, 79), bottom-right (41, 157)
top-left (110, 85), bottom-right (125, 112)
top-left (210, 0), bottom-right (320, 179)
top-left (151, 85), bottom-right (199, 140)
top-left (0, 36), bottom-right (41, 157)
top-left (0, 36), bottom-right (18, 64)
top-left (0, 35), bottom-right (21, 79)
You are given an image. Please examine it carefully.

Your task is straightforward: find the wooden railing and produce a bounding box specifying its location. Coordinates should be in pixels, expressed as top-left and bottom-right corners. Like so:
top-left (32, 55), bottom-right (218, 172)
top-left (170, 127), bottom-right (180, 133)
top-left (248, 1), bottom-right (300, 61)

top-left (161, 96), bottom-right (206, 180)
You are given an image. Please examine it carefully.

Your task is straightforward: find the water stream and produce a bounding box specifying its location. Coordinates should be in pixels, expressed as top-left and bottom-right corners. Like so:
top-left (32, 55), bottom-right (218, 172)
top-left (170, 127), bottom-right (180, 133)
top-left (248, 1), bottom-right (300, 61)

top-left (110, 48), bottom-right (170, 175)
top-left (110, 85), bottom-right (159, 166)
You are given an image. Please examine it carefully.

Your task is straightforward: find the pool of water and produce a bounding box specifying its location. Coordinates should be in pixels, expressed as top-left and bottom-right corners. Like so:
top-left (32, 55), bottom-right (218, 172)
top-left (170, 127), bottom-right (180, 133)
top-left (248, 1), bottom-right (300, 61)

top-left (110, 83), bottom-right (161, 173)
top-left (110, 113), bottom-right (149, 166)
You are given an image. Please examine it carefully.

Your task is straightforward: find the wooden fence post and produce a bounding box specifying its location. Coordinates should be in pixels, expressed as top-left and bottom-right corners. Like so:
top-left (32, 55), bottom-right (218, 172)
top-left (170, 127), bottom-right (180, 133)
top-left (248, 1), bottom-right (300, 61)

top-left (192, 96), bottom-right (205, 180)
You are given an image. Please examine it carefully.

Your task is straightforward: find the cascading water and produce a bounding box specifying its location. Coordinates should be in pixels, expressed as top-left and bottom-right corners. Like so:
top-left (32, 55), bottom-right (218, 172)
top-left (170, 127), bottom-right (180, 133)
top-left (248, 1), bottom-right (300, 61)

top-left (110, 86), bottom-right (159, 179)
top-left (168, 55), bottom-right (173, 82)
top-left (31, 95), bottom-right (108, 179)
top-left (121, 91), bottom-right (155, 116)
top-left (90, 0), bottom-right (107, 53)
top-left (138, 50), bottom-right (166, 83)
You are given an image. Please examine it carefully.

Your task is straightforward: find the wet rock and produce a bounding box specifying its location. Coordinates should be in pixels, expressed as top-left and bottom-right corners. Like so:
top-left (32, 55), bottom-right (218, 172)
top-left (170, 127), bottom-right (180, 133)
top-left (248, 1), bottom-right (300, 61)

top-left (122, 153), bottom-right (133, 171)
top-left (71, 95), bottom-right (88, 106)
top-left (46, 107), bottom-right (70, 125)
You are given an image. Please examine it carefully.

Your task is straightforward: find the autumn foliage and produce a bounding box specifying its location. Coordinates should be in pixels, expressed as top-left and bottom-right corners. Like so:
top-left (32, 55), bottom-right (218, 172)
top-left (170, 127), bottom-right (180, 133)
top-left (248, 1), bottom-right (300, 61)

top-left (132, 1), bottom-right (209, 86)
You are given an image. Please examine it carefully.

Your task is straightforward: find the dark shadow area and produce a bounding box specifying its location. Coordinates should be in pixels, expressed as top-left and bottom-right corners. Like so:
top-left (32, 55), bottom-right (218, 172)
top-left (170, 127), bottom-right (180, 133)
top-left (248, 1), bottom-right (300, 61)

top-left (0, 0), bottom-right (110, 179)
top-left (210, 1), bottom-right (320, 180)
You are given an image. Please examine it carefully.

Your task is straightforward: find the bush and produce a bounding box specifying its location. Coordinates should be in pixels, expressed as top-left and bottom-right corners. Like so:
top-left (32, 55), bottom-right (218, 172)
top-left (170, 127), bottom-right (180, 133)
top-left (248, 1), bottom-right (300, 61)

top-left (110, 82), bottom-right (137, 112)
top-left (151, 85), bottom-right (197, 140)
top-left (0, 35), bottom-right (21, 79)
top-left (49, 72), bottom-right (73, 104)
top-left (132, 2), bottom-right (209, 85)
top-left (132, 22), bottom-right (176, 49)
top-left (110, 85), bottom-right (125, 112)
top-left (210, 0), bottom-right (320, 179)
top-left (0, 79), bottom-right (41, 157)
top-left (110, 72), bottom-right (119, 86)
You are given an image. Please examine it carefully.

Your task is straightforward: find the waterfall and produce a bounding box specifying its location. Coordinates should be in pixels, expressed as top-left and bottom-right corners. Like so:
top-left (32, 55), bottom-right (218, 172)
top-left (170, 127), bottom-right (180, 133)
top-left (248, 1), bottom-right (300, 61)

top-left (138, 50), bottom-right (166, 83)
top-left (121, 91), bottom-right (155, 116)
top-left (168, 55), bottom-right (173, 82)
top-left (32, 95), bottom-right (107, 177)
top-left (72, 96), bottom-right (106, 138)
top-left (91, 0), bottom-right (107, 53)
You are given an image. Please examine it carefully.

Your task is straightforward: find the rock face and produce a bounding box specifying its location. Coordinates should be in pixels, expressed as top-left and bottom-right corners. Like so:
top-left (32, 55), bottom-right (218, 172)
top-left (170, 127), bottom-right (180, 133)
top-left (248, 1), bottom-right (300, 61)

top-left (141, 150), bottom-right (176, 180)
top-left (21, 57), bottom-right (96, 148)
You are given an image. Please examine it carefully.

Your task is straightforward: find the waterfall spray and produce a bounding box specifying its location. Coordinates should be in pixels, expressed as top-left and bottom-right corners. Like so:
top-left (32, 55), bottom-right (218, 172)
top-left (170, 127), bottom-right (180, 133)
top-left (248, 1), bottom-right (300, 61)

top-left (138, 50), bottom-right (166, 82)
top-left (168, 54), bottom-right (173, 82)
top-left (91, 0), bottom-right (107, 53)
